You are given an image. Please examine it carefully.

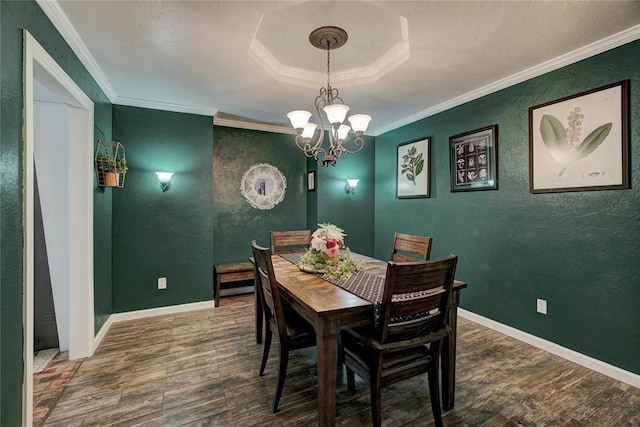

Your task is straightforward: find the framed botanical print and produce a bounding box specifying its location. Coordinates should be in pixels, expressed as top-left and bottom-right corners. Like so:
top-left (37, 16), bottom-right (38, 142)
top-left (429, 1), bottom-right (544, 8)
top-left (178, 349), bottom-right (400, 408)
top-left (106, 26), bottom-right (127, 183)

top-left (529, 80), bottom-right (629, 193)
top-left (449, 125), bottom-right (498, 192)
top-left (397, 137), bottom-right (430, 198)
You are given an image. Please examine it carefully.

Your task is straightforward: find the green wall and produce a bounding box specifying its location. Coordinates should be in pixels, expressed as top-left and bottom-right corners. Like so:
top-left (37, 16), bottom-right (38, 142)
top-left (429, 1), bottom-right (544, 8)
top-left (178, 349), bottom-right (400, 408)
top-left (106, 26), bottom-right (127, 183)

top-left (93, 125), bottom-right (114, 334)
top-left (1, 2), bottom-right (637, 424)
top-left (1, 1), bottom-right (113, 424)
top-left (112, 106), bottom-right (214, 312)
top-left (374, 40), bottom-right (640, 374)
top-left (306, 157), bottom-right (319, 230)
top-left (213, 126), bottom-right (307, 261)
top-left (315, 136), bottom-right (376, 256)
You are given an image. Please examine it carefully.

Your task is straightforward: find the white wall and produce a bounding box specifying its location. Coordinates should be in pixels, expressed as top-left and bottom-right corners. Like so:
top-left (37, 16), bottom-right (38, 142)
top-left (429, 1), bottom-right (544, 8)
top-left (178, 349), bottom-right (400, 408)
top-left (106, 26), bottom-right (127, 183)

top-left (34, 100), bottom-right (70, 352)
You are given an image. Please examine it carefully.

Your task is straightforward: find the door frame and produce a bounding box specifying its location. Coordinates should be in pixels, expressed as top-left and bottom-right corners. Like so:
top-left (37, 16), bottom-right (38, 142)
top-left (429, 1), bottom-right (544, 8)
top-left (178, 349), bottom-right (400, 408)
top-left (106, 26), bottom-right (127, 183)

top-left (23, 30), bottom-right (95, 425)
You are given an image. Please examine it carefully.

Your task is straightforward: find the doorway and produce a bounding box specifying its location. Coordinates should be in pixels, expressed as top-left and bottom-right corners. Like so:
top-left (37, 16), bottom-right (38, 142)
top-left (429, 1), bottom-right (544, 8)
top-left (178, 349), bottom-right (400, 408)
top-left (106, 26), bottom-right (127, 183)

top-left (23, 30), bottom-right (95, 425)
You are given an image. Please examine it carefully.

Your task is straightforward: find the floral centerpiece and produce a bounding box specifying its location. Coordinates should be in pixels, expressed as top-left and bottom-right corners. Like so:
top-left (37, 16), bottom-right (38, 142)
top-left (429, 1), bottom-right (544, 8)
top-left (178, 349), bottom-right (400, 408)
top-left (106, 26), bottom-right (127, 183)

top-left (300, 223), bottom-right (360, 279)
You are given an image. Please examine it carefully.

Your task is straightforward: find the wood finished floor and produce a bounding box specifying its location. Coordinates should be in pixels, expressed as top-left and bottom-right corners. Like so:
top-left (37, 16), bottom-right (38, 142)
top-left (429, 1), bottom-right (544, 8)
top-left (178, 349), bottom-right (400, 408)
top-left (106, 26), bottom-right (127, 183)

top-left (34, 294), bottom-right (640, 426)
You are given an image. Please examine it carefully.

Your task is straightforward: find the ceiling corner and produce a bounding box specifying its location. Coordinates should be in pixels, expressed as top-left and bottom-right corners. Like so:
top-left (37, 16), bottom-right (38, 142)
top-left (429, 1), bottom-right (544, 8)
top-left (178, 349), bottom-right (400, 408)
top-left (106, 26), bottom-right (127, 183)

top-left (36, 0), bottom-right (117, 102)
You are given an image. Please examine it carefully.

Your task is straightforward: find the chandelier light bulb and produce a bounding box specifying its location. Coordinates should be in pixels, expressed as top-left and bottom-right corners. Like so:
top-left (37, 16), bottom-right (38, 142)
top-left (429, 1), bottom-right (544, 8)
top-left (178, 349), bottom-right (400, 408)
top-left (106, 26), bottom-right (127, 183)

top-left (301, 123), bottom-right (317, 139)
top-left (287, 110), bottom-right (312, 130)
top-left (337, 124), bottom-right (351, 141)
top-left (323, 104), bottom-right (350, 126)
top-left (348, 114), bottom-right (372, 134)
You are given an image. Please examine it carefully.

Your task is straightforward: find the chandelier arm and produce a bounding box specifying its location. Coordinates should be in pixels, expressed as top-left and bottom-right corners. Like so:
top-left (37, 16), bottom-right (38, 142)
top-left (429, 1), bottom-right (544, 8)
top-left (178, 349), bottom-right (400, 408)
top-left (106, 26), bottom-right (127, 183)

top-left (293, 139), bottom-right (330, 164)
top-left (330, 87), bottom-right (343, 105)
top-left (314, 93), bottom-right (332, 152)
top-left (334, 135), bottom-right (366, 156)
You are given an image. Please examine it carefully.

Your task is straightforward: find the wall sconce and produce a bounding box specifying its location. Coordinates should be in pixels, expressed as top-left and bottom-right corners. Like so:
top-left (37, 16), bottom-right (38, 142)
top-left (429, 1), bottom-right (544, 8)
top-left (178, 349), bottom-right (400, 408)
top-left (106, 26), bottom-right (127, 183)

top-left (345, 179), bottom-right (359, 195)
top-left (155, 172), bottom-right (174, 192)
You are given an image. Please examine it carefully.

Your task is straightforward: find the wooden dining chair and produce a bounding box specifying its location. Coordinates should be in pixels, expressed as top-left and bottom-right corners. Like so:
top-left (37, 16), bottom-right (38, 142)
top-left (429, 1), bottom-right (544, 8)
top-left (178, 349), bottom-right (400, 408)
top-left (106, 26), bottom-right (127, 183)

top-left (270, 230), bottom-right (311, 254)
top-left (341, 254), bottom-right (458, 427)
top-left (390, 232), bottom-right (432, 262)
top-left (250, 240), bottom-right (317, 413)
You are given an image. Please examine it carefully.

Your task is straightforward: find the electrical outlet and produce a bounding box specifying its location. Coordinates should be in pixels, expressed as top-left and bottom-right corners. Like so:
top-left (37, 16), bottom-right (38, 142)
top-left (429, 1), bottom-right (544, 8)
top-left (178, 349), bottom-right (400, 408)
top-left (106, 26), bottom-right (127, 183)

top-left (158, 277), bottom-right (167, 290)
top-left (536, 298), bottom-right (547, 314)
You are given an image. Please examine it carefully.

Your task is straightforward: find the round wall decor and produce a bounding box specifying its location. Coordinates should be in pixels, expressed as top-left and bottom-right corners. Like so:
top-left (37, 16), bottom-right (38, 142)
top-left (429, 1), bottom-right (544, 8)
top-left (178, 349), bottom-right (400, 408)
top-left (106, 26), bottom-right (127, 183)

top-left (240, 163), bottom-right (287, 210)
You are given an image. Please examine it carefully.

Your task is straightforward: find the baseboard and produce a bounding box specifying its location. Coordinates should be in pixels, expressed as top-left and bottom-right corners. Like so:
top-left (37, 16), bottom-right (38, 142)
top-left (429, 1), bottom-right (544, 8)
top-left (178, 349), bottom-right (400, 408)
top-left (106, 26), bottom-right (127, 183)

top-left (92, 315), bottom-right (114, 354)
top-left (458, 308), bottom-right (640, 388)
top-left (110, 300), bottom-right (216, 323)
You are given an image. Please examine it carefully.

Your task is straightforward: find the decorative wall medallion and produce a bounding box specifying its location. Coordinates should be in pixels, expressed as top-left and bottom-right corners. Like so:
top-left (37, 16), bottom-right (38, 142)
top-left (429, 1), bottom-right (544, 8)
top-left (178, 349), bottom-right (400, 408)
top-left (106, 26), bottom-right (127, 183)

top-left (240, 163), bottom-right (287, 210)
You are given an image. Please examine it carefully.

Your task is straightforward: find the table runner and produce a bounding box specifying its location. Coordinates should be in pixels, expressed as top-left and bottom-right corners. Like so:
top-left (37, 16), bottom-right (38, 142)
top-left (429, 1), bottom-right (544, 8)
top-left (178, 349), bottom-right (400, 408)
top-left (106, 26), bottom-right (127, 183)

top-left (279, 252), bottom-right (441, 327)
top-left (279, 252), bottom-right (386, 304)
top-left (279, 252), bottom-right (393, 326)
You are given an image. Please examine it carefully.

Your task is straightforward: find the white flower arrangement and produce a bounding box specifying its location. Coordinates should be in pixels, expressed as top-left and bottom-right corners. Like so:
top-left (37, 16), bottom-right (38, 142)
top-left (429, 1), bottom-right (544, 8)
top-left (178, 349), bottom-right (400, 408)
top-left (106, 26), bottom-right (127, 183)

top-left (300, 223), bottom-right (359, 279)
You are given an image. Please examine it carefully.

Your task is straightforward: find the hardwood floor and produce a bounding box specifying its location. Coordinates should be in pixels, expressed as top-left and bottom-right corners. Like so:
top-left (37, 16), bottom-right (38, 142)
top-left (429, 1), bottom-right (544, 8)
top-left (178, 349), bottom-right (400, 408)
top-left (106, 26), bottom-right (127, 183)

top-left (34, 294), bottom-right (640, 426)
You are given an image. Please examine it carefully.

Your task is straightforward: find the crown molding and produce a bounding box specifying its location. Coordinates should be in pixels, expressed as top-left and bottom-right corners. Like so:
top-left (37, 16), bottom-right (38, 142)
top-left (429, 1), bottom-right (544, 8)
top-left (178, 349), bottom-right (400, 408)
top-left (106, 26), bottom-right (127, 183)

top-left (376, 24), bottom-right (640, 136)
top-left (36, 0), bottom-right (117, 102)
top-left (115, 96), bottom-right (218, 117)
top-left (213, 114), bottom-right (296, 135)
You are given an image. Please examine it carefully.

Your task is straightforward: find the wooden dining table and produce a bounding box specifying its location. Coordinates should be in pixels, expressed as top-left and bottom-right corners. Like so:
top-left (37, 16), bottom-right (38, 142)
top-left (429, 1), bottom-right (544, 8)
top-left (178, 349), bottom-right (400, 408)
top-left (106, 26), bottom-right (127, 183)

top-left (254, 253), bottom-right (467, 426)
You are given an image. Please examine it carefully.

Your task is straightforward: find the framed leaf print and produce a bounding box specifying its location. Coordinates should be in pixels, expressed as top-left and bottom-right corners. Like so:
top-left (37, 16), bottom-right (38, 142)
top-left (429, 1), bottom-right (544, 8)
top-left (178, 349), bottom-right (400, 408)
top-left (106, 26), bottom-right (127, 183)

top-left (449, 125), bottom-right (498, 192)
top-left (397, 137), bottom-right (430, 198)
top-left (529, 80), bottom-right (629, 193)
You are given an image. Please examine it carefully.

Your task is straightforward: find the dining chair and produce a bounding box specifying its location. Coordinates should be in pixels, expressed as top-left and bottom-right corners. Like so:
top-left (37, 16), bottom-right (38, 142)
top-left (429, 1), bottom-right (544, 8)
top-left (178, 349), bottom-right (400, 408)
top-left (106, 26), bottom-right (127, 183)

top-left (389, 232), bottom-right (432, 262)
top-left (250, 240), bottom-right (317, 413)
top-left (270, 230), bottom-right (311, 254)
top-left (341, 254), bottom-right (458, 427)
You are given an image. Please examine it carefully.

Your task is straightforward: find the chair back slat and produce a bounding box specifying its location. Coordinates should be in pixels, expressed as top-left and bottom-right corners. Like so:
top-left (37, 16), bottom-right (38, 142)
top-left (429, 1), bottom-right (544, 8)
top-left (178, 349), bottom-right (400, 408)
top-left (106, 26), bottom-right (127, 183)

top-left (251, 240), bottom-right (288, 343)
top-left (378, 255), bottom-right (457, 343)
top-left (388, 289), bottom-right (445, 319)
top-left (390, 232), bottom-right (432, 262)
top-left (270, 230), bottom-right (311, 254)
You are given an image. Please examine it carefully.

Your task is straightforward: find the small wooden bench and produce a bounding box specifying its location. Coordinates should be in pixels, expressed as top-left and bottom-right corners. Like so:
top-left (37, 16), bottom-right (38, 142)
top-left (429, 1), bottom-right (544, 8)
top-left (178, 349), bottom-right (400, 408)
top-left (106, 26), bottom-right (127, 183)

top-left (213, 261), bottom-right (255, 307)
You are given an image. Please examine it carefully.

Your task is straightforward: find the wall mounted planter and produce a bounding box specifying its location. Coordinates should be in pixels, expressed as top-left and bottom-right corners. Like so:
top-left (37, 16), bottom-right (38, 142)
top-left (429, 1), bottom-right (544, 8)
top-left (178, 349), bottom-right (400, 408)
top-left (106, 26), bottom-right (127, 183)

top-left (94, 140), bottom-right (127, 188)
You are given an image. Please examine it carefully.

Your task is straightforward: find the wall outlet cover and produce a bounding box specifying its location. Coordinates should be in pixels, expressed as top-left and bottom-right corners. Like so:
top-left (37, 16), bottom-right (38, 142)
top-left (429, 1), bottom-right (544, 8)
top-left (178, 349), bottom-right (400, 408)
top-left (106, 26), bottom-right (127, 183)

top-left (158, 277), bottom-right (167, 290)
top-left (536, 298), bottom-right (547, 314)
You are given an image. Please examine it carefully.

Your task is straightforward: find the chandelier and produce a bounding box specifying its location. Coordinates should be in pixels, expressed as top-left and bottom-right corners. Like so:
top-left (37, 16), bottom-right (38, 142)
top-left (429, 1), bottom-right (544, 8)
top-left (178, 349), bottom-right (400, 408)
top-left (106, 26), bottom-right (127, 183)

top-left (287, 26), bottom-right (372, 167)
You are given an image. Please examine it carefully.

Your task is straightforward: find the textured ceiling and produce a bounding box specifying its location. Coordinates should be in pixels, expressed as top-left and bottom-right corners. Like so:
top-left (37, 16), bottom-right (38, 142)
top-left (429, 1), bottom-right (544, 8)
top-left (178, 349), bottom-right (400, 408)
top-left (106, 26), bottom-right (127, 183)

top-left (48, 0), bottom-right (640, 134)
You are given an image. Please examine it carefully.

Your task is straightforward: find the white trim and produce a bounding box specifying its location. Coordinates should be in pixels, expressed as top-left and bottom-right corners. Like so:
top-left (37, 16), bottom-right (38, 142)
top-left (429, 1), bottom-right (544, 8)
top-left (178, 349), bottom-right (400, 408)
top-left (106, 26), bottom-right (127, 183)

top-left (376, 24), bottom-right (640, 135)
top-left (110, 300), bottom-right (216, 323)
top-left (114, 96), bottom-right (218, 117)
top-left (458, 308), bottom-right (640, 389)
top-left (35, 0), bottom-right (116, 102)
top-left (23, 31), bottom-right (36, 427)
top-left (23, 29), bottom-right (96, 426)
top-left (93, 315), bottom-right (114, 351)
top-left (213, 115), bottom-right (296, 135)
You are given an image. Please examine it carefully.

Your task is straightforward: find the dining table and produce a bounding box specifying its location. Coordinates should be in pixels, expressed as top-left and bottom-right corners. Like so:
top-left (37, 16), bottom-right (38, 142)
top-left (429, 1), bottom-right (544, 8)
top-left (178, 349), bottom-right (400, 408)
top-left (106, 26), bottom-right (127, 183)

top-left (253, 252), bottom-right (467, 426)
